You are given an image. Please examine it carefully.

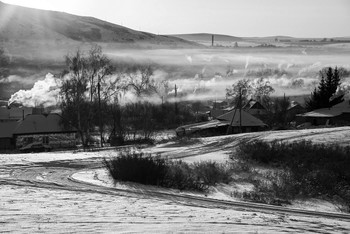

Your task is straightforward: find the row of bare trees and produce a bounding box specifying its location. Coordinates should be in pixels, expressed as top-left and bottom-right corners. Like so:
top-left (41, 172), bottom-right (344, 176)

top-left (59, 45), bottom-right (195, 147)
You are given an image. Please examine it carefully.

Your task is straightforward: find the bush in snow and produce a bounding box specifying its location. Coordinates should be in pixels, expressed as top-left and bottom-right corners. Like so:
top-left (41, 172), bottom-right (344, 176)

top-left (103, 151), bottom-right (232, 191)
top-left (236, 139), bottom-right (350, 211)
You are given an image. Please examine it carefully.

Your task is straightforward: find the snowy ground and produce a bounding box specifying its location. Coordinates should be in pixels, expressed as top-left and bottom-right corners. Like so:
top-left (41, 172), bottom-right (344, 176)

top-left (1, 126), bottom-right (350, 233)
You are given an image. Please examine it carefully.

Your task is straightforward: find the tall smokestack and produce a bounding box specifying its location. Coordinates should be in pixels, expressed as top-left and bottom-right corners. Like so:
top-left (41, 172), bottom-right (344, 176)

top-left (212, 35), bottom-right (214, 46)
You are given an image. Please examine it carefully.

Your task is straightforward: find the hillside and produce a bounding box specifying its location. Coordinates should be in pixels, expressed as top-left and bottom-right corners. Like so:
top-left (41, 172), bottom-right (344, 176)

top-left (0, 1), bottom-right (197, 48)
top-left (172, 33), bottom-right (242, 43)
top-left (172, 33), bottom-right (350, 48)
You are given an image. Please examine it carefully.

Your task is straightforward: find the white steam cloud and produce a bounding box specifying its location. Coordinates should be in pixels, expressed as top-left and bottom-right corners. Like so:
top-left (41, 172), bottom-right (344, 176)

top-left (8, 73), bottom-right (61, 107)
top-left (185, 55), bottom-right (192, 64)
top-left (6, 48), bottom-right (350, 107)
top-left (245, 56), bottom-right (250, 69)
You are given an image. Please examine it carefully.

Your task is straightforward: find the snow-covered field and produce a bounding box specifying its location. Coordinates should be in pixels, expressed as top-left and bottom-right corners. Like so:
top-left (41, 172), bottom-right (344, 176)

top-left (1, 127), bottom-right (350, 233)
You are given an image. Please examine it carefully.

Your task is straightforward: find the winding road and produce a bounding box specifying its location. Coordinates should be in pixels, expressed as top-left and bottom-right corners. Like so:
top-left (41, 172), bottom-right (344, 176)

top-left (1, 127), bottom-right (350, 233)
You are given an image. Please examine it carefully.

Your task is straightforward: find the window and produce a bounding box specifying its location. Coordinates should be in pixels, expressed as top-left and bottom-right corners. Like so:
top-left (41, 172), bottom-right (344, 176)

top-left (42, 136), bottom-right (49, 144)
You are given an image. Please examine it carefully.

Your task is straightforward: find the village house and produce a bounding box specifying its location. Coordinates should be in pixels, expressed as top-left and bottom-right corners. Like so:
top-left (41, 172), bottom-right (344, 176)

top-left (242, 99), bottom-right (268, 117)
top-left (297, 100), bottom-right (350, 126)
top-left (216, 109), bottom-right (267, 133)
top-left (0, 113), bottom-right (77, 150)
top-left (176, 109), bottom-right (267, 137)
top-left (286, 101), bottom-right (306, 122)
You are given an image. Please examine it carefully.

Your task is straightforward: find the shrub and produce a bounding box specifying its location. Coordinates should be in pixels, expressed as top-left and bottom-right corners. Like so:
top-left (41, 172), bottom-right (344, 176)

top-left (104, 151), bottom-right (232, 192)
top-left (193, 161), bottom-right (232, 185)
top-left (103, 152), bottom-right (167, 186)
top-left (235, 139), bottom-right (350, 208)
top-left (163, 160), bottom-right (206, 191)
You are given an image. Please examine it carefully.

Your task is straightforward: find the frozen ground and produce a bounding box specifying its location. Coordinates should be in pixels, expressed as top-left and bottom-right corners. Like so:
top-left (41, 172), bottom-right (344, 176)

top-left (1, 127), bottom-right (350, 233)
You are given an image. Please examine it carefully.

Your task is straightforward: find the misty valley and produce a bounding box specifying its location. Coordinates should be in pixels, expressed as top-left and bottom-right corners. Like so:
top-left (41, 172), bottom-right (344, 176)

top-left (1, 0), bottom-right (350, 233)
top-left (2, 46), bottom-right (350, 107)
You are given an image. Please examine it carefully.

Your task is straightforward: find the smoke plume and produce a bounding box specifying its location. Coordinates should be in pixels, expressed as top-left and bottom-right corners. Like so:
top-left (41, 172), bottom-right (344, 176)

top-left (8, 73), bottom-right (61, 107)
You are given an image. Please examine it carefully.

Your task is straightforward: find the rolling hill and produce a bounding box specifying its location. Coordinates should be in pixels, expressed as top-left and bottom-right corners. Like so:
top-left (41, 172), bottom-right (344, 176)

top-left (0, 1), bottom-right (197, 48)
top-left (171, 33), bottom-right (242, 43)
top-left (171, 33), bottom-right (350, 47)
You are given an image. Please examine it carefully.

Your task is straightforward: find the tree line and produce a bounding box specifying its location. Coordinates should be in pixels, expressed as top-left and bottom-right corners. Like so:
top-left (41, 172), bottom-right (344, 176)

top-left (225, 65), bottom-right (347, 129)
top-left (305, 67), bottom-right (346, 110)
top-left (59, 45), bottom-right (196, 147)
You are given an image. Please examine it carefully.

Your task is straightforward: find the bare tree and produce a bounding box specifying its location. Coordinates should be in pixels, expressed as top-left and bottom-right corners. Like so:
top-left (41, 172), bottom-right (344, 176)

top-left (226, 79), bottom-right (253, 107)
top-left (60, 47), bottom-right (116, 147)
top-left (60, 50), bottom-right (89, 147)
top-left (125, 64), bottom-right (158, 97)
top-left (86, 45), bottom-right (115, 147)
top-left (252, 77), bottom-right (275, 109)
top-left (0, 47), bottom-right (10, 79)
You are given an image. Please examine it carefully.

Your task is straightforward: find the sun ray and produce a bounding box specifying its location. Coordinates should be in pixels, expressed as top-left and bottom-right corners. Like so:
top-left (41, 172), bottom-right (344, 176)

top-left (0, 2), bottom-right (16, 31)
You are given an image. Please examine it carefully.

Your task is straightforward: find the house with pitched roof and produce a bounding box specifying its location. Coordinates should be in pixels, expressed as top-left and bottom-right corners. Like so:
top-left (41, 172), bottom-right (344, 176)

top-left (243, 99), bottom-right (268, 116)
top-left (297, 100), bottom-right (350, 126)
top-left (176, 109), bottom-right (267, 137)
top-left (216, 109), bottom-right (267, 133)
top-left (13, 114), bottom-right (77, 149)
top-left (286, 101), bottom-right (306, 122)
top-left (0, 113), bottom-right (77, 150)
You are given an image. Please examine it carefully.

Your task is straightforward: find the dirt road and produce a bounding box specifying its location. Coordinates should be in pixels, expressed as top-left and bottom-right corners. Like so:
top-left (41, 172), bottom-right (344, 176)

top-left (1, 127), bottom-right (350, 233)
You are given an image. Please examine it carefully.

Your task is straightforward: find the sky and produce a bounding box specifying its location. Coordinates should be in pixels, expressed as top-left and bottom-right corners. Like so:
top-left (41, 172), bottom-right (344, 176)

top-left (2, 0), bottom-right (350, 37)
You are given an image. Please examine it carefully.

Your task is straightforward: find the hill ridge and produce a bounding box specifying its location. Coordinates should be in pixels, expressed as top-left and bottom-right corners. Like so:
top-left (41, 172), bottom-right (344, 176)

top-left (0, 1), bottom-right (197, 47)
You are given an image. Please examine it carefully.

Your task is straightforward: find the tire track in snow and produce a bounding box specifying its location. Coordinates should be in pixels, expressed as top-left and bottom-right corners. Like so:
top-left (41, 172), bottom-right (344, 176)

top-left (1, 159), bottom-right (350, 222)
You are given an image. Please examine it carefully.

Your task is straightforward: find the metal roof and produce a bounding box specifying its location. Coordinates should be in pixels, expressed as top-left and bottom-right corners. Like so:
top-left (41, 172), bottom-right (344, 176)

top-left (217, 109), bottom-right (267, 127)
top-left (13, 114), bottom-right (76, 135)
top-left (0, 121), bottom-right (20, 138)
top-left (298, 100), bottom-right (350, 118)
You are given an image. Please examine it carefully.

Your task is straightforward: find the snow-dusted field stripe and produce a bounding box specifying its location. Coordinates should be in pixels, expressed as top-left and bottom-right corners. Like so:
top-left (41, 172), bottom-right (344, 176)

top-left (70, 170), bottom-right (350, 222)
top-left (1, 126), bottom-right (350, 232)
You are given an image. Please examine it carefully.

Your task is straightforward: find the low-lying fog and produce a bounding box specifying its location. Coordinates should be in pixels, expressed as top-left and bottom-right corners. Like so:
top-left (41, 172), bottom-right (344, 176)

top-left (2, 46), bottom-right (350, 107)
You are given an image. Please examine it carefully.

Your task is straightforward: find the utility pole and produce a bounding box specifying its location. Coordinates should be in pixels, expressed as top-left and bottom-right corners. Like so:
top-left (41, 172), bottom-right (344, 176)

top-left (98, 81), bottom-right (103, 147)
top-left (175, 84), bottom-right (178, 115)
top-left (212, 35), bottom-right (214, 47)
top-left (239, 89), bottom-right (242, 133)
top-left (227, 87), bottom-right (243, 135)
top-left (226, 108), bottom-right (237, 135)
